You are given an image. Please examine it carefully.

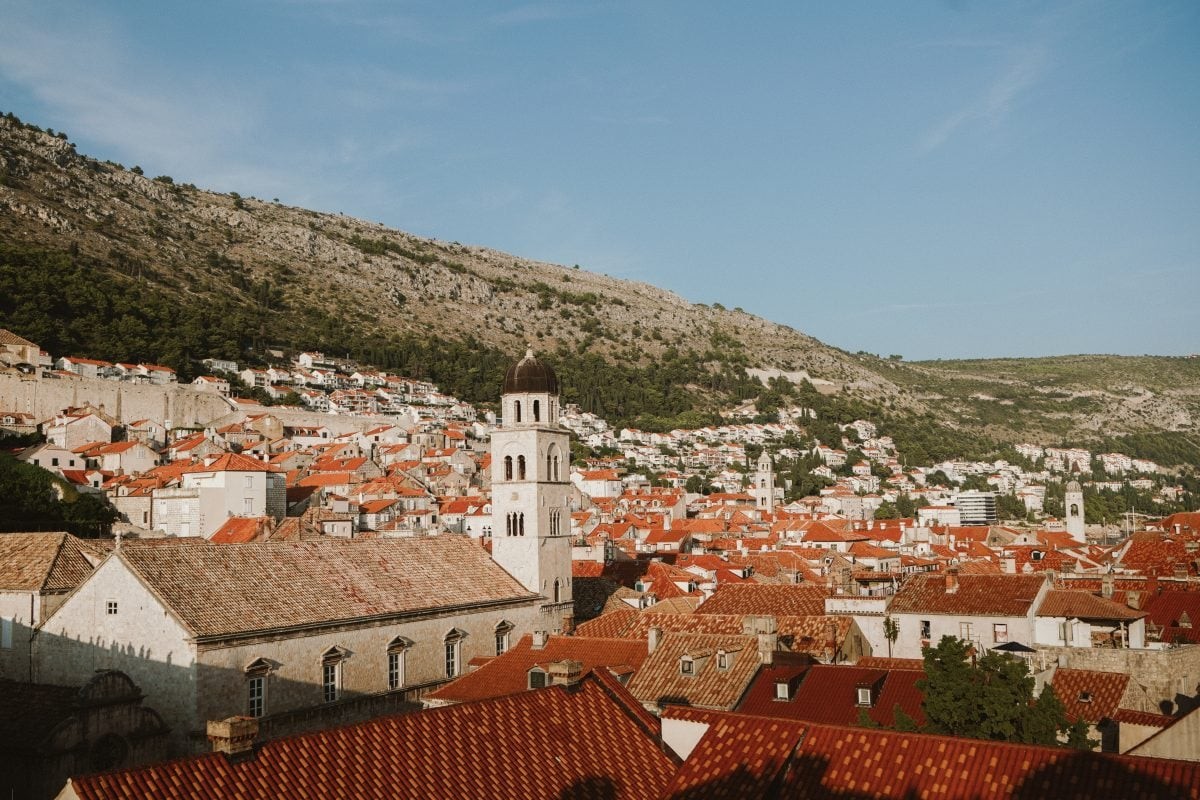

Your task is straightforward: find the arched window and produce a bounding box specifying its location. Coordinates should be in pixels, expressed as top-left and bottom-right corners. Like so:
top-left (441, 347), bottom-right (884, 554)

top-left (547, 453), bottom-right (552, 479)
top-left (504, 455), bottom-right (513, 481)
top-left (533, 399), bottom-right (540, 422)
top-left (518, 455), bottom-right (526, 480)
top-left (519, 512), bottom-right (525, 536)
top-left (553, 455), bottom-right (560, 481)
top-left (1070, 503), bottom-right (1080, 516)
top-left (553, 579), bottom-right (561, 603)
top-left (514, 400), bottom-right (521, 423)
top-left (244, 658), bottom-right (272, 718)
top-left (443, 629), bottom-right (465, 678)
top-left (387, 637), bottom-right (412, 691)
top-left (321, 647), bottom-right (348, 704)
top-left (494, 620), bottom-right (513, 655)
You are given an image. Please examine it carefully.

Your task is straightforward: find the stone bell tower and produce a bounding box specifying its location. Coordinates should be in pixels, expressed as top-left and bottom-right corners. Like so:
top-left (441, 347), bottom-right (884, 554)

top-left (490, 347), bottom-right (574, 632)
top-left (754, 451), bottom-right (775, 515)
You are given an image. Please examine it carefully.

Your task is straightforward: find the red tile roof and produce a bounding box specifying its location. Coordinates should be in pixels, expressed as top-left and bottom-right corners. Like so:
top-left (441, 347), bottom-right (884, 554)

top-left (0, 532), bottom-right (103, 592)
top-left (626, 632), bottom-right (763, 711)
top-left (184, 453), bottom-right (276, 474)
top-left (1037, 590), bottom-right (1145, 620)
top-left (427, 633), bottom-right (648, 704)
top-left (1050, 669), bottom-right (1130, 724)
top-left (662, 708), bottom-right (1200, 798)
top-left (736, 663), bottom-right (926, 727)
top-left (66, 676), bottom-right (677, 800)
top-left (888, 573), bottom-right (1046, 616)
top-left (695, 584), bottom-right (828, 617)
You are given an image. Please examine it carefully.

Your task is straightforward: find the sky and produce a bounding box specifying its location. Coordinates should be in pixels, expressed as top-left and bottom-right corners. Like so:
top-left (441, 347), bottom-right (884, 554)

top-left (1, 1), bottom-right (1197, 360)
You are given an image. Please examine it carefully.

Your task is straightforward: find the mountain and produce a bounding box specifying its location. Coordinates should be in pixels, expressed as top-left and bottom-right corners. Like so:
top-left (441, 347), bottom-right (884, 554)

top-left (1, 112), bottom-right (1198, 462)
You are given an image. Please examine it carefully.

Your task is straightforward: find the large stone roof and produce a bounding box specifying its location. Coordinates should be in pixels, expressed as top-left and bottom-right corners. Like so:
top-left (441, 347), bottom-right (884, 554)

top-left (116, 536), bottom-right (537, 638)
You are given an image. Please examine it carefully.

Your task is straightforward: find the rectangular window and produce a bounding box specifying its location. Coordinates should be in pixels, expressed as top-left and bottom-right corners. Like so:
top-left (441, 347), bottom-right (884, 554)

top-left (857, 687), bottom-right (872, 706)
top-left (529, 670), bottom-right (546, 689)
top-left (51, 457), bottom-right (59, 467)
top-left (444, 641), bottom-right (459, 678)
top-left (245, 475), bottom-right (254, 489)
top-left (495, 632), bottom-right (509, 656)
top-left (106, 600), bottom-right (118, 615)
top-left (243, 498), bottom-right (254, 514)
top-left (959, 622), bottom-right (974, 641)
top-left (322, 662), bottom-right (340, 703)
top-left (388, 650), bottom-right (405, 690)
top-left (775, 682), bottom-right (790, 701)
top-left (993, 623), bottom-right (1008, 643)
top-left (1, 617), bottom-right (12, 649)
top-left (248, 676), bottom-right (265, 718)
top-left (920, 620), bottom-right (931, 640)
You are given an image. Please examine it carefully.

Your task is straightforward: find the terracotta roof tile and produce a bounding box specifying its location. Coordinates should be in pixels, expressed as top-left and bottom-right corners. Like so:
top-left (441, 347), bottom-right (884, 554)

top-left (627, 632), bottom-right (762, 711)
top-left (0, 532), bottom-right (102, 592)
top-left (68, 677), bottom-right (676, 800)
top-left (427, 633), bottom-right (648, 703)
top-left (116, 537), bottom-right (536, 638)
top-left (1037, 590), bottom-right (1145, 620)
top-left (888, 573), bottom-right (1046, 617)
top-left (1051, 669), bottom-right (1130, 723)
top-left (695, 584), bottom-right (828, 617)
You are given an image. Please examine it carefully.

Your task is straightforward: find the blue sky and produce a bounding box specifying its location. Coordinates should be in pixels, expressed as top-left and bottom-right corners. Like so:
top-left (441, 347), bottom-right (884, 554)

top-left (1, 1), bottom-right (1197, 360)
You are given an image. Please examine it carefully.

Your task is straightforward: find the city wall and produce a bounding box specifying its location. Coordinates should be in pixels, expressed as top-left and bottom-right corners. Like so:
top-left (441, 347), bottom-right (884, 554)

top-left (0, 372), bottom-right (232, 429)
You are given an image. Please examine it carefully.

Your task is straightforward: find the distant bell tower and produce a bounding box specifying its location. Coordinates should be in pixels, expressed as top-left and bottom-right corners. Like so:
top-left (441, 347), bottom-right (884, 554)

top-left (490, 347), bottom-right (574, 632)
top-left (1064, 479), bottom-right (1085, 541)
top-left (754, 451), bottom-right (775, 515)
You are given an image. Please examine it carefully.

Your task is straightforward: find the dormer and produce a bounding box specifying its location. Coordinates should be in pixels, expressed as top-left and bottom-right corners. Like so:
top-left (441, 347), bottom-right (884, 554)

top-left (715, 649), bottom-right (734, 671)
top-left (856, 685), bottom-right (874, 707)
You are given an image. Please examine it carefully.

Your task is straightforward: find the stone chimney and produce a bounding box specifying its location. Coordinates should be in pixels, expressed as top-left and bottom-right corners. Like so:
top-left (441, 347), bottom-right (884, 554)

top-left (648, 626), bottom-right (663, 653)
top-left (1000, 552), bottom-right (1015, 574)
top-left (1126, 590), bottom-right (1142, 610)
top-left (945, 567), bottom-right (959, 594)
top-left (1102, 572), bottom-right (1114, 599)
top-left (531, 630), bottom-right (548, 650)
top-left (742, 615), bottom-right (778, 665)
top-left (207, 717), bottom-right (258, 760)
top-left (547, 659), bottom-right (584, 689)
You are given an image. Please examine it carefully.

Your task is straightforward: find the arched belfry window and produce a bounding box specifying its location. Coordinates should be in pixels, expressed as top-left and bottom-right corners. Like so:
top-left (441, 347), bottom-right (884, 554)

top-left (514, 400), bottom-right (521, 423)
top-left (504, 456), bottom-right (513, 481)
top-left (518, 455), bottom-right (526, 480)
top-left (553, 578), bottom-right (561, 603)
top-left (547, 452), bottom-right (552, 479)
top-left (533, 399), bottom-right (540, 422)
top-left (518, 512), bottom-right (525, 536)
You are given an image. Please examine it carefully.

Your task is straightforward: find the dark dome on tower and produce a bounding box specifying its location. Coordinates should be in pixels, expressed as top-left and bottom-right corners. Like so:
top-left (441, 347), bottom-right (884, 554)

top-left (503, 347), bottom-right (559, 395)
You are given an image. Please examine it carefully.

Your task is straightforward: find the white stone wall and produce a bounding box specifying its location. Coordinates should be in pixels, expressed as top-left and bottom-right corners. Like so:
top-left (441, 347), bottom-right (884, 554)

top-left (33, 557), bottom-right (198, 753)
top-left (891, 612), bottom-right (1036, 660)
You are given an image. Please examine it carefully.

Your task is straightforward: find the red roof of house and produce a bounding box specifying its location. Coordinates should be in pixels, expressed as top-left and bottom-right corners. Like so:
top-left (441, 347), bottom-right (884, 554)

top-left (184, 453), bottom-right (276, 474)
top-left (1050, 668), bottom-right (1130, 724)
top-left (426, 633), bottom-right (648, 704)
top-left (661, 708), bottom-right (1200, 799)
top-left (695, 584), bottom-right (828, 617)
top-left (65, 676), bottom-right (677, 800)
top-left (889, 573), bottom-right (1046, 617)
top-left (209, 517), bottom-right (272, 544)
top-left (736, 663), bottom-right (926, 727)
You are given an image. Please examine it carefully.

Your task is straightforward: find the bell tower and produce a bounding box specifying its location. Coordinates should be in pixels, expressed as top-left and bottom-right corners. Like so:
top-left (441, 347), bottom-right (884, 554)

top-left (490, 347), bottom-right (574, 632)
top-left (1064, 479), bottom-right (1085, 541)
top-left (754, 451), bottom-right (775, 515)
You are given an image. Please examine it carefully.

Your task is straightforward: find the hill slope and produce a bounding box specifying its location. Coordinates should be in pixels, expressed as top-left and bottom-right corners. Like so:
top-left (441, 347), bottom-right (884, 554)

top-left (1, 112), bottom-right (1197, 453)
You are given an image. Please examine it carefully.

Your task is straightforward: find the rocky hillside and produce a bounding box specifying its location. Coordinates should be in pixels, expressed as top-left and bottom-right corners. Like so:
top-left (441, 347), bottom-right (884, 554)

top-left (1, 112), bottom-right (1197, 453)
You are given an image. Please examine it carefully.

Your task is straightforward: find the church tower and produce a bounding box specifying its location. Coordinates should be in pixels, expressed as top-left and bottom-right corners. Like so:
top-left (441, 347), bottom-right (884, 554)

top-left (754, 451), bottom-right (775, 515)
top-left (1064, 479), bottom-right (1085, 541)
top-left (490, 348), bottom-right (574, 632)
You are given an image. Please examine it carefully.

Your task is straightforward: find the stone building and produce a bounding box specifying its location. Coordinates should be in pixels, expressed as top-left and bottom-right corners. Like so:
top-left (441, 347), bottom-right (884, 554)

top-left (33, 536), bottom-right (542, 755)
top-left (490, 348), bottom-right (575, 633)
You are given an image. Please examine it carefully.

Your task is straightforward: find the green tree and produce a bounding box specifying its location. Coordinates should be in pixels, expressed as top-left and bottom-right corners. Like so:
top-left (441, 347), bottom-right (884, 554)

top-left (917, 636), bottom-right (1076, 746)
top-left (883, 616), bottom-right (899, 658)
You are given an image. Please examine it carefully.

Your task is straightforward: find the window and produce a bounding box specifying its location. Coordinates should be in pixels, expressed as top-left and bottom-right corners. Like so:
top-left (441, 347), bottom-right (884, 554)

top-left (444, 630), bottom-right (464, 678)
top-left (387, 638), bottom-right (411, 690)
top-left (52, 457), bottom-right (59, 467)
top-left (993, 623), bottom-right (1008, 644)
top-left (247, 676), bottom-right (265, 718)
top-left (680, 657), bottom-right (694, 676)
top-left (106, 600), bottom-right (119, 616)
top-left (959, 622), bottom-right (974, 641)
top-left (504, 456), bottom-right (513, 481)
top-left (528, 669), bottom-right (546, 689)
top-left (321, 647), bottom-right (346, 703)
top-left (517, 455), bottom-right (526, 480)
top-left (553, 579), bottom-right (561, 604)
top-left (514, 401), bottom-right (521, 423)
top-left (716, 651), bottom-right (730, 670)
top-left (245, 658), bottom-right (271, 717)
top-left (244, 475), bottom-right (254, 489)
top-left (495, 622), bottom-right (513, 656)
top-left (775, 681), bottom-right (790, 701)
top-left (533, 400), bottom-right (540, 422)
top-left (243, 498), bottom-right (253, 514)
top-left (1079, 691), bottom-right (1092, 703)
top-left (857, 687), bottom-right (872, 706)
top-left (920, 620), bottom-right (931, 640)
top-left (0, 617), bottom-right (12, 649)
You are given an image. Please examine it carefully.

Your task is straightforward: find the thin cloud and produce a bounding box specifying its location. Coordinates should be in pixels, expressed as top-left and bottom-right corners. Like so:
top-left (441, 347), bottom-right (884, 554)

top-left (920, 45), bottom-right (1048, 153)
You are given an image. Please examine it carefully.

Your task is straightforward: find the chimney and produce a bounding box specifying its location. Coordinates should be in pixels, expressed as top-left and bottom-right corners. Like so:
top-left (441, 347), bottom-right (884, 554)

top-left (1125, 590), bottom-right (1142, 610)
top-left (1000, 553), bottom-right (1015, 574)
top-left (531, 630), bottom-right (548, 650)
top-left (547, 659), bottom-right (584, 690)
top-left (207, 717), bottom-right (258, 761)
top-left (945, 567), bottom-right (959, 594)
top-left (1102, 572), bottom-right (1114, 599)
top-left (648, 626), bottom-right (662, 653)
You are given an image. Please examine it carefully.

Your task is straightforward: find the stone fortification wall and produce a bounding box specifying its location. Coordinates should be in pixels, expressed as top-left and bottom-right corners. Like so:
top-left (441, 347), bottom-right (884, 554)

top-left (1036, 644), bottom-right (1200, 715)
top-left (0, 372), bottom-right (231, 428)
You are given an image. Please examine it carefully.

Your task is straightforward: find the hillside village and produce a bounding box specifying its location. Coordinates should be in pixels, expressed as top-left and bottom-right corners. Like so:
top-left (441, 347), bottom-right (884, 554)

top-left (2, 329), bottom-right (1200, 799)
